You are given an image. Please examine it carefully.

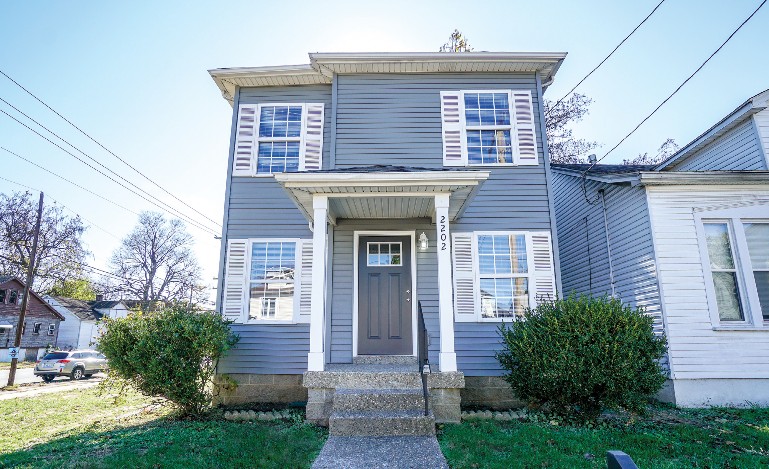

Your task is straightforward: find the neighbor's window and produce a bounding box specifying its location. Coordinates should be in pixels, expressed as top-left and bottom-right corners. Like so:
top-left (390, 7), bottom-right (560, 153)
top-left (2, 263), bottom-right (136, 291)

top-left (367, 242), bottom-right (402, 266)
top-left (33, 322), bottom-right (42, 334)
top-left (256, 105), bottom-right (302, 174)
top-left (744, 222), bottom-right (769, 320)
top-left (0, 289), bottom-right (5, 303)
top-left (704, 223), bottom-right (744, 321)
top-left (8, 290), bottom-right (17, 304)
top-left (248, 241), bottom-right (296, 321)
top-left (477, 234), bottom-right (529, 319)
top-left (464, 92), bottom-right (513, 165)
top-left (47, 324), bottom-right (56, 336)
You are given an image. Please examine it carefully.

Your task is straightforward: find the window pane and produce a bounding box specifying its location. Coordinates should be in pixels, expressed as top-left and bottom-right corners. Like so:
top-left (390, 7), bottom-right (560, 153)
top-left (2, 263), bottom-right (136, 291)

top-left (257, 142), bottom-right (300, 174)
top-left (251, 242), bottom-right (295, 281)
top-left (249, 282), bottom-right (294, 321)
top-left (754, 271), bottom-right (769, 321)
top-left (744, 223), bottom-right (769, 270)
top-left (478, 277), bottom-right (529, 319)
top-left (704, 223), bottom-right (735, 269)
top-left (712, 271), bottom-right (744, 321)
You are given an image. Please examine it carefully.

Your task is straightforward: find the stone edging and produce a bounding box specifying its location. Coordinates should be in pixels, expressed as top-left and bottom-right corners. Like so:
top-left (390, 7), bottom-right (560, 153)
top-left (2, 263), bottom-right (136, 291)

top-left (460, 409), bottom-right (528, 421)
top-left (223, 409), bottom-right (294, 421)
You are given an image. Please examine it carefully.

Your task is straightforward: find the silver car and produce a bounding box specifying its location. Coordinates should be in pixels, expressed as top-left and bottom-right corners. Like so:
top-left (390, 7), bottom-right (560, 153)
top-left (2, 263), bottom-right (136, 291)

top-left (34, 350), bottom-right (108, 382)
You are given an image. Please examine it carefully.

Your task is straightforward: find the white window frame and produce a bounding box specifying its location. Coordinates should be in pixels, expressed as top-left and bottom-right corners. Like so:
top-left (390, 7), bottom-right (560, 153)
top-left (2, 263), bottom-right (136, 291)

top-left (473, 231), bottom-right (536, 322)
top-left (461, 90), bottom-right (516, 167)
top-left (47, 323), bottom-right (56, 336)
top-left (254, 103), bottom-right (306, 176)
top-left (243, 238), bottom-right (302, 324)
top-left (695, 205), bottom-right (769, 329)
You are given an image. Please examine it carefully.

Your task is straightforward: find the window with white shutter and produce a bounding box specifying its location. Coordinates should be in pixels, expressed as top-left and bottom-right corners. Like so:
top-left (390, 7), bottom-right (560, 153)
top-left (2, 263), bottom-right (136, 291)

top-left (221, 238), bottom-right (310, 324)
top-left (451, 231), bottom-right (556, 322)
top-left (231, 103), bottom-right (324, 176)
top-left (440, 90), bottom-right (538, 167)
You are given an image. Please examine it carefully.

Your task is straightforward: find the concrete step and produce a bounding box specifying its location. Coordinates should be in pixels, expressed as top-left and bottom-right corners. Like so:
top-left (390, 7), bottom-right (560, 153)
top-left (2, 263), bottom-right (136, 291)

top-left (333, 388), bottom-right (426, 413)
top-left (329, 410), bottom-right (435, 436)
top-left (353, 355), bottom-right (419, 366)
top-left (304, 370), bottom-right (423, 390)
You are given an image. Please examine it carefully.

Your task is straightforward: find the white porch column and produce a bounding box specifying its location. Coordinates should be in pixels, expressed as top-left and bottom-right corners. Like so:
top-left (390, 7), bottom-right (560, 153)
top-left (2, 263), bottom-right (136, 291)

top-left (435, 193), bottom-right (457, 372)
top-left (308, 195), bottom-right (328, 371)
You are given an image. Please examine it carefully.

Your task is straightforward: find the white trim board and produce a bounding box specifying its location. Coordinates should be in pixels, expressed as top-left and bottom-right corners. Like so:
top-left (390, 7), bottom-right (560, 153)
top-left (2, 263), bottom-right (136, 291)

top-left (352, 230), bottom-right (417, 358)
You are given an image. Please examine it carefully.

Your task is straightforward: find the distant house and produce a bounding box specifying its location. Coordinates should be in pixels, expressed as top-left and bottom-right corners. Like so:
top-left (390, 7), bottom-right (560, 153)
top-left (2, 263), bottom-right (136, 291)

top-left (0, 276), bottom-right (65, 362)
top-left (44, 296), bottom-right (129, 350)
top-left (552, 88), bottom-right (769, 407)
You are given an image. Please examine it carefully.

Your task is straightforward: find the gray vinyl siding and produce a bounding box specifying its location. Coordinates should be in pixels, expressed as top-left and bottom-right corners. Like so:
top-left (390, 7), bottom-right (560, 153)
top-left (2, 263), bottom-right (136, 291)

top-left (669, 119), bottom-right (767, 171)
top-left (218, 85), bottom-right (330, 375)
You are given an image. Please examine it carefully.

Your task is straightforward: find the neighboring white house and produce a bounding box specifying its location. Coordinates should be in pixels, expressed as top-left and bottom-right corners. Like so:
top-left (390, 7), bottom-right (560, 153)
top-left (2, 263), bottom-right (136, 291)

top-left (45, 296), bottom-right (129, 350)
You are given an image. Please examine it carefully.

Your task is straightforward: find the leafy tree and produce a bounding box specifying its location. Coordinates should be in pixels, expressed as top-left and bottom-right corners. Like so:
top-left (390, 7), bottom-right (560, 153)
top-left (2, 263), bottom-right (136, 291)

top-left (439, 29), bottom-right (473, 52)
top-left (109, 211), bottom-right (203, 303)
top-left (545, 94), bottom-right (599, 164)
top-left (47, 278), bottom-right (97, 300)
top-left (0, 191), bottom-right (89, 291)
top-left (623, 138), bottom-right (679, 166)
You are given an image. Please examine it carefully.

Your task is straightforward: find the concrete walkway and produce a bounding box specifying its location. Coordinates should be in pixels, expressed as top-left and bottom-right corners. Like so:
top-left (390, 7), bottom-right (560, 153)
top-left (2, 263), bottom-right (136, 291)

top-left (312, 436), bottom-right (448, 469)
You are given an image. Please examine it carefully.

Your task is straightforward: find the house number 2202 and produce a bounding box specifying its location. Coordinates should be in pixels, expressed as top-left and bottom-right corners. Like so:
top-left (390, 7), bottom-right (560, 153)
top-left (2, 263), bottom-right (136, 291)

top-left (439, 215), bottom-right (448, 251)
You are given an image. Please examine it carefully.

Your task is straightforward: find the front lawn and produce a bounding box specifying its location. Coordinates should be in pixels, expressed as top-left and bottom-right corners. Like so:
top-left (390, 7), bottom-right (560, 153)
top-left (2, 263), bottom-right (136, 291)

top-left (0, 387), bottom-right (327, 468)
top-left (439, 405), bottom-right (769, 468)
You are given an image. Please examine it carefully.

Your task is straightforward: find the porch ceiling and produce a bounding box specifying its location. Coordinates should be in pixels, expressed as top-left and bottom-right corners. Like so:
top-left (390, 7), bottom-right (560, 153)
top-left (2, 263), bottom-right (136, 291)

top-left (274, 169), bottom-right (490, 224)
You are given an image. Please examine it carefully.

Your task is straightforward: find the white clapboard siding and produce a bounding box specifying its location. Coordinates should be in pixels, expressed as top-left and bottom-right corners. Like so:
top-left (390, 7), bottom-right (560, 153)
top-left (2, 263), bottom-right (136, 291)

top-left (233, 104), bottom-right (258, 176)
top-left (452, 232), bottom-right (476, 321)
top-left (222, 239), bottom-right (249, 322)
top-left (647, 187), bottom-right (769, 379)
top-left (440, 91), bottom-right (466, 166)
top-left (297, 240), bottom-right (313, 323)
top-left (511, 90), bottom-right (538, 165)
top-left (301, 103), bottom-right (324, 171)
top-left (754, 109), bottom-right (769, 165)
top-left (529, 232), bottom-right (556, 305)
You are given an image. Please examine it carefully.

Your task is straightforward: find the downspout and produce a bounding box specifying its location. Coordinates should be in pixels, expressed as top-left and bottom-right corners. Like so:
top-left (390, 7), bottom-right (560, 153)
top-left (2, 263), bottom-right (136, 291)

top-left (598, 189), bottom-right (616, 298)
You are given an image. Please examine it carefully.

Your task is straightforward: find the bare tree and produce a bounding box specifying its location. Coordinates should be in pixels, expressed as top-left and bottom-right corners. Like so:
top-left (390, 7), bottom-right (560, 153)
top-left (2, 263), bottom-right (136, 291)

top-left (545, 94), bottom-right (599, 164)
top-left (109, 211), bottom-right (203, 303)
top-left (623, 138), bottom-right (680, 166)
top-left (439, 29), bottom-right (473, 52)
top-left (0, 191), bottom-right (88, 291)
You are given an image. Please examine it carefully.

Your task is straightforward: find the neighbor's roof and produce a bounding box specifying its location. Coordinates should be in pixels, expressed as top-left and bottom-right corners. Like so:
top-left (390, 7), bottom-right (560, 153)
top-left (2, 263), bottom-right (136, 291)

top-left (51, 296), bottom-right (102, 321)
top-left (655, 88), bottom-right (769, 170)
top-left (209, 51), bottom-right (567, 103)
top-left (551, 164), bottom-right (769, 186)
top-left (90, 300), bottom-right (122, 310)
top-left (0, 278), bottom-right (66, 320)
top-left (0, 275), bottom-right (14, 284)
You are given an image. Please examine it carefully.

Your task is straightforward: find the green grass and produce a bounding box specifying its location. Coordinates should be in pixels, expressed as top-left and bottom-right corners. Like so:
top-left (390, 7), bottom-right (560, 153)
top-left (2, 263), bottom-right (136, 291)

top-left (0, 387), bottom-right (327, 468)
top-left (439, 405), bottom-right (769, 468)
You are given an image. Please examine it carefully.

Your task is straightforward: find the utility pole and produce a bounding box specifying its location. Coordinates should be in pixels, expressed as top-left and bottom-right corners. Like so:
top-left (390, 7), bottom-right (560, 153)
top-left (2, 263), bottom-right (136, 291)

top-left (7, 192), bottom-right (44, 387)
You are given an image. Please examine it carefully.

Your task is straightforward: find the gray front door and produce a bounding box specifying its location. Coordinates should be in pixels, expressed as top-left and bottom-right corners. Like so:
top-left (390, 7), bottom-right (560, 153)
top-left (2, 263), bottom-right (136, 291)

top-left (358, 236), bottom-right (413, 355)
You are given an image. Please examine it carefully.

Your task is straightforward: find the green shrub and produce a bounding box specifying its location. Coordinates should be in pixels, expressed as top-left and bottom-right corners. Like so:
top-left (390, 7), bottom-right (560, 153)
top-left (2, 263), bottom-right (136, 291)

top-left (99, 305), bottom-right (239, 418)
top-left (495, 295), bottom-right (667, 421)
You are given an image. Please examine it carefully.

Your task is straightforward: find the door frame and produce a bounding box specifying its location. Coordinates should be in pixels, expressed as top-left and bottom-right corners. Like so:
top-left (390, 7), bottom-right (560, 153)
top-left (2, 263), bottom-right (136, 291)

top-left (352, 230), bottom-right (417, 357)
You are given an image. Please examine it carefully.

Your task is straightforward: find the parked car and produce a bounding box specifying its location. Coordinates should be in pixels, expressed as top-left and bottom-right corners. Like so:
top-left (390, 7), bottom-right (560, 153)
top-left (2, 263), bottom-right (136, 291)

top-left (34, 350), bottom-right (108, 382)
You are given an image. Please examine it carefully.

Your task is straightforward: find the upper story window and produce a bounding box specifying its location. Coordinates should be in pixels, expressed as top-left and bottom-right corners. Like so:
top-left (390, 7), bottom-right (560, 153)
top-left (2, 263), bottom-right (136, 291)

top-left (8, 290), bottom-right (18, 305)
top-left (697, 205), bottom-right (769, 328)
top-left (0, 289), bottom-right (6, 303)
top-left (232, 103), bottom-right (325, 177)
top-left (441, 89), bottom-right (538, 167)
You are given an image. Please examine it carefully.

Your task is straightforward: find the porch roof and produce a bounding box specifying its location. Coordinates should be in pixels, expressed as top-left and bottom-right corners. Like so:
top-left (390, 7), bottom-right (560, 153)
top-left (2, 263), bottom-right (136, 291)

top-left (273, 165), bottom-right (490, 224)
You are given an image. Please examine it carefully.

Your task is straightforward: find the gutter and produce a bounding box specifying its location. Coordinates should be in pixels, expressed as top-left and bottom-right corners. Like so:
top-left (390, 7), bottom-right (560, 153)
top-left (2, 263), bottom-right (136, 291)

top-left (639, 171), bottom-right (769, 185)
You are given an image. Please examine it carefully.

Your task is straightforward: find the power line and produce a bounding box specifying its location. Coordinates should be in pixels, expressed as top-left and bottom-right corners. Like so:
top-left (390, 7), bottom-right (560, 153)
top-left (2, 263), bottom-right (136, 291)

top-left (586, 0), bottom-right (767, 173)
top-left (546, 0), bottom-right (667, 115)
top-left (0, 108), bottom-right (220, 236)
top-left (0, 68), bottom-right (222, 228)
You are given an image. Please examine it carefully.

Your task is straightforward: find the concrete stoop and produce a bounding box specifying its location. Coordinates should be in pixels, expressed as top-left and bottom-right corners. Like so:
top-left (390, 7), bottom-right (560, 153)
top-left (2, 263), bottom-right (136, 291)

top-left (304, 357), bottom-right (464, 430)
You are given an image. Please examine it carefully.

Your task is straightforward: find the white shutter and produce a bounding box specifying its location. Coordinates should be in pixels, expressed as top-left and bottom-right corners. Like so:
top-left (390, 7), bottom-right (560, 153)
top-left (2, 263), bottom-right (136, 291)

top-left (511, 90), bottom-right (538, 166)
top-left (301, 103), bottom-right (324, 171)
top-left (233, 104), bottom-right (258, 176)
top-left (440, 91), bottom-right (466, 167)
top-left (529, 232), bottom-right (556, 305)
top-left (222, 239), bottom-right (249, 322)
top-left (297, 240), bottom-right (313, 323)
top-left (452, 232), bottom-right (477, 321)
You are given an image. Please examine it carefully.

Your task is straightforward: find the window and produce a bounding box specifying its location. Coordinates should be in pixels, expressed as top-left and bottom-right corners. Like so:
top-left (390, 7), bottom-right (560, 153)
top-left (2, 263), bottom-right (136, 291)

top-left (232, 103), bottom-right (324, 176)
top-left (8, 290), bottom-right (17, 305)
top-left (248, 241), bottom-right (297, 322)
top-left (744, 223), bottom-right (769, 321)
top-left (477, 234), bottom-right (529, 319)
top-left (440, 89), bottom-right (537, 167)
top-left (703, 223), bottom-right (744, 321)
top-left (367, 242), bottom-right (402, 266)
top-left (47, 324), bottom-right (56, 336)
top-left (0, 289), bottom-right (5, 303)
top-left (33, 322), bottom-right (42, 334)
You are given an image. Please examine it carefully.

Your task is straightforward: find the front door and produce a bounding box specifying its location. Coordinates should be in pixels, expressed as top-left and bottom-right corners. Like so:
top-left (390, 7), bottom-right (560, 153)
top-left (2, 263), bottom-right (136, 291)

top-left (358, 235), bottom-right (413, 355)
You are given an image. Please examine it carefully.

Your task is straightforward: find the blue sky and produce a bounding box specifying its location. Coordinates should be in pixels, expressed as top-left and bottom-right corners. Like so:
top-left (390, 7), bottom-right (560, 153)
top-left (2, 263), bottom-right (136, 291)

top-left (1, 1), bottom-right (767, 300)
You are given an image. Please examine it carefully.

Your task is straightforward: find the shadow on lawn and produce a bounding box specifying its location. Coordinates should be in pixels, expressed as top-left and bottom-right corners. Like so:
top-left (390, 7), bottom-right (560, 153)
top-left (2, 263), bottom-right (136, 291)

top-left (1, 416), bottom-right (327, 469)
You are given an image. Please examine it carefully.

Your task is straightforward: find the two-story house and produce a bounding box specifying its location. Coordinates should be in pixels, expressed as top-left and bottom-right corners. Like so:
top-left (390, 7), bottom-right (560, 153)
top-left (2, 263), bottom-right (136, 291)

top-left (552, 88), bottom-right (769, 407)
top-left (0, 276), bottom-right (64, 361)
top-left (210, 52), bottom-right (565, 429)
